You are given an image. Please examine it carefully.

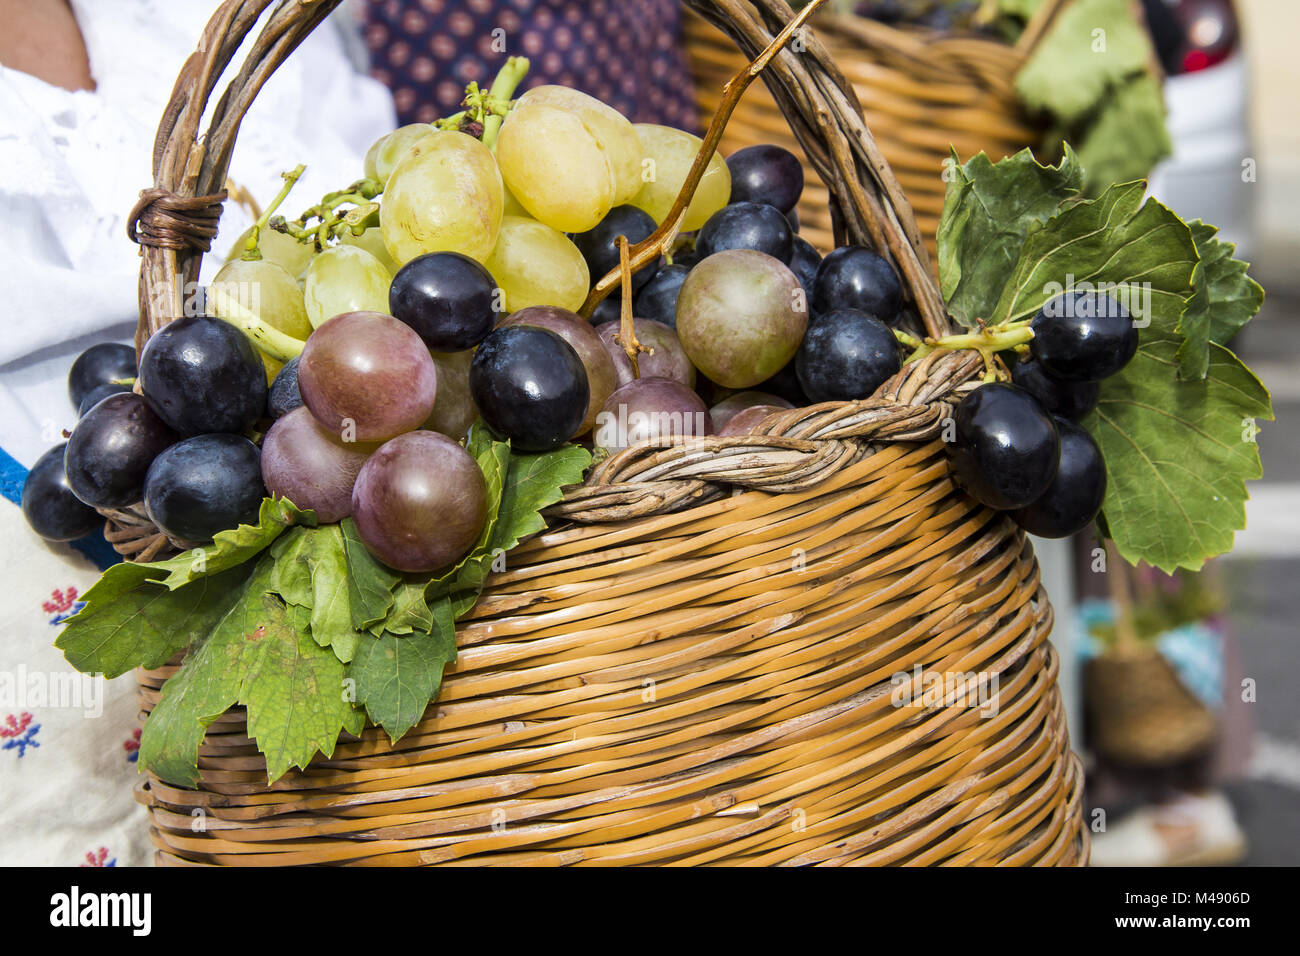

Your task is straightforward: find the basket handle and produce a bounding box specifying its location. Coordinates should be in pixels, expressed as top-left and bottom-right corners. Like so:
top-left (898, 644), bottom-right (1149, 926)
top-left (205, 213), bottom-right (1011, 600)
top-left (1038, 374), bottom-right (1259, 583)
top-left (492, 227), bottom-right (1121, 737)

top-left (128, 0), bottom-right (344, 355)
top-left (1012, 0), bottom-right (1070, 55)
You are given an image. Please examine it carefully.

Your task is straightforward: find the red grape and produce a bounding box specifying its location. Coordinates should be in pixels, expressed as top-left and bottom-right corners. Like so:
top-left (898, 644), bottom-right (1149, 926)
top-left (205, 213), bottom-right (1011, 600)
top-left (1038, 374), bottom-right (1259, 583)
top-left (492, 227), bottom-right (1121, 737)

top-left (261, 407), bottom-right (376, 523)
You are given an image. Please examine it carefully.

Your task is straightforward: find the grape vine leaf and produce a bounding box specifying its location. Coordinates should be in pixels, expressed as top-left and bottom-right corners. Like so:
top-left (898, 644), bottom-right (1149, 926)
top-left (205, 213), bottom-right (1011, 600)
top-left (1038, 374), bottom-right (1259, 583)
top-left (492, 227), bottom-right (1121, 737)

top-left (348, 609), bottom-right (457, 742)
top-left (1070, 72), bottom-right (1172, 196)
top-left (270, 524), bottom-right (358, 662)
top-left (150, 496), bottom-right (312, 590)
top-left (1014, 0), bottom-right (1154, 125)
top-left (56, 564), bottom-right (253, 679)
top-left (1084, 330), bottom-right (1273, 572)
top-left (990, 181), bottom-right (1199, 330)
top-left (938, 147), bottom-right (1083, 330)
top-left (1175, 220), bottom-right (1266, 380)
top-left (137, 556), bottom-right (360, 786)
top-left (385, 578), bottom-right (435, 635)
top-left (340, 517), bottom-right (400, 630)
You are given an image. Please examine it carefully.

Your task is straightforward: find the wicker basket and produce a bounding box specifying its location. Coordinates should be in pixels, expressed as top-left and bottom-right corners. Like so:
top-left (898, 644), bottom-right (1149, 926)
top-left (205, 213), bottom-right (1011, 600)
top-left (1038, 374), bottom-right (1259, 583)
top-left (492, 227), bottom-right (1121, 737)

top-left (684, 1), bottom-right (1066, 258)
top-left (120, 0), bottom-right (1086, 865)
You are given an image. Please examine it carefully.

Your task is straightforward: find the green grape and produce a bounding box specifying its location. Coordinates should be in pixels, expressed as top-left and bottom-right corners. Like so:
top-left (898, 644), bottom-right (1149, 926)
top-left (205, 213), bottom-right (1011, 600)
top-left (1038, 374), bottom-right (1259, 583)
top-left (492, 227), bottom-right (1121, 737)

top-left (502, 183), bottom-right (529, 218)
top-left (303, 245), bottom-right (393, 329)
top-left (209, 257), bottom-right (312, 341)
top-left (364, 123), bottom-right (434, 185)
top-left (223, 226), bottom-right (316, 281)
top-left (381, 130), bottom-right (503, 265)
top-left (630, 124), bottom-right (731, 233)
top-left (496, 86), bottom-right (640, 232)
top-left (339, 227), bottom-right (399, 275)
top-left (485, 215), bottom-right (590, 313)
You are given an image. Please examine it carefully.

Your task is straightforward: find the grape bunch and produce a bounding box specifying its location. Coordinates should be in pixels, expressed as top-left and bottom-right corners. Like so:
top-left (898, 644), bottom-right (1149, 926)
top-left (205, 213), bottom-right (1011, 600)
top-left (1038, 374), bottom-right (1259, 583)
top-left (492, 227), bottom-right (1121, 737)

top-left (945, 290), bottom-right (1137, 538)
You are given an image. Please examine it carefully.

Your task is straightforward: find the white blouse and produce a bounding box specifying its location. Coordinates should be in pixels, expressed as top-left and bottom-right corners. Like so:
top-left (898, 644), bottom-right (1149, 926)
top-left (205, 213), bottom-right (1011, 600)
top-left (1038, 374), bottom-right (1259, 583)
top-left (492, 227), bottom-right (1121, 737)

top-left (0, 0), bottom-right (397, 467)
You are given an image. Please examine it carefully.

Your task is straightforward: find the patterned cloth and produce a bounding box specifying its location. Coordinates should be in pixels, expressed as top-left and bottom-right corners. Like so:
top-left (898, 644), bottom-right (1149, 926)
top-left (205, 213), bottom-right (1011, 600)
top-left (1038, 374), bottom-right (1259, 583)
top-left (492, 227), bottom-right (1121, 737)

top-left (357, 0), bottom-right (699, 130)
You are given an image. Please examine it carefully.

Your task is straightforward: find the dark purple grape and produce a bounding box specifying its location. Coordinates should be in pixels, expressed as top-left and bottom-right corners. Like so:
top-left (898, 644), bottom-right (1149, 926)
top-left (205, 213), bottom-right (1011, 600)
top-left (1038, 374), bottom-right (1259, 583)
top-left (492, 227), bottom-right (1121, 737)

top-left (261, 407), bottom-right (375, 523)
top-left (570, 205), bottom-right (660, 293)
top-left (389, 251), bottom-right (499, 350)
top-left (946, 383), bottom-right (1060, 511)
top-left (470, 325), bottom-right (589, 451)
top-left (758, 358), bottom-right (810, 407)
top-left (726, 144), bottom-right (804, 214)
top-left (696, 202), bottom-right (793, 264)
top-left (298, 311), bottom-right (438, 442)
top-left (351, 431), bottom-right (487, 572)
top-left (594, 377), bottom-right (711, 451)
top-left (143, 434), bottom-right (265, 542)
top-left (634, 264), bottom-right (690, 328)
top-left (1030, 291), bottom-right (1138, 382)
top-left (788, 235), bottom-right (822, 295)
top-left (1011, 417), bottom-right (1107, 538)
top-left (1010, 355), bottom-right (1100, 421)
top-left (501, 306), bottom-right (618, 435)
top-left (21, 444), bottom-right (102, 541)
top-left (591, 296), bottom-right (624, 326)
top-left (598, 318), bottom-right (696, 388)
top-left (77, 382), bottom-right (132, 417)
top-left (64, 393), bottom-right (178, 508)
top-left (268, 356), bottom-right (303, 420)
top-left (785, 207), bottom-right (800, 234)
top-left (795, 309), bottom-right (902, 403)
top-left (68, 342), bottom-right (136, 411)
top-left (812, 246), bottom-right (902, 320)
top-left (139, 317), bottom-right (267, 436)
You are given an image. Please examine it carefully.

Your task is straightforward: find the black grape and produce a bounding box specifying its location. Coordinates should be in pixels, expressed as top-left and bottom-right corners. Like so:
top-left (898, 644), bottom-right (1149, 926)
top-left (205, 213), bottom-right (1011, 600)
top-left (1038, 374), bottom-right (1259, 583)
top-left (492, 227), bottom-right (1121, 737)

top-left (726, 144), bottom-right (804, 213)
top-left (570, 205), bottom-right (660, 293)
top-left (1010, 355), bottom-right (1099, 421)
top-left (144, 434), bottom-right (265, 542)
top-left (633, 264), bottom-right (690, 328)
top-left (77, 382), bottom-right (132, 417)
top-left (469, 326), bottom-right (589, 452)
top-left (812, 245), bottom-right (903, 320)
top-left (68, 342), bottom-right (136, 411)
top-left (795, 309), bottom-right (901, 402)
top-left (788, 235), bottom-right (822, 295)
top-left (1011, 417), bottom-right (1107, 538)
top-left (268, 355), bottom-right (303, 419)
top-left (946, 383), bottom-right (1059, 511)
top-left (1029, 290), bottom-right (1138, 382)
top-left (21, 444), bottom-right (102, 542)
top-left (591, 296), bottom-right (623, 326)
top-left (695, 201), bottom-right (793, 264)
top-left (64, 392), bottom-right (179, 508)
top-left (139, 317), bottom-right (267, 435)
top-left (389, 251), bottom-right (499, 350)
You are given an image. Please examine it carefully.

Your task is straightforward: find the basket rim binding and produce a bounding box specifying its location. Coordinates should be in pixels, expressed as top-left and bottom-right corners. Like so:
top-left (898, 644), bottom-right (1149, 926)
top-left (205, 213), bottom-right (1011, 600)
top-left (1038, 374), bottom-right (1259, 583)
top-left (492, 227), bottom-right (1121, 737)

top-left (117, 0), bottom-right (995, 551)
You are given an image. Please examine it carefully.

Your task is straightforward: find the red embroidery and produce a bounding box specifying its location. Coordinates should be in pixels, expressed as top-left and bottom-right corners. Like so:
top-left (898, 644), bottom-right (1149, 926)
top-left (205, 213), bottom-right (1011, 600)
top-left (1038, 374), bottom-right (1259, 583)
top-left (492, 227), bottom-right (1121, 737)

top-left (42, 587), bottom-right (80, 614)
top-left (80, 846), bottom-right (116, 867)
top-left (0, 713), bottom-right (33, 738)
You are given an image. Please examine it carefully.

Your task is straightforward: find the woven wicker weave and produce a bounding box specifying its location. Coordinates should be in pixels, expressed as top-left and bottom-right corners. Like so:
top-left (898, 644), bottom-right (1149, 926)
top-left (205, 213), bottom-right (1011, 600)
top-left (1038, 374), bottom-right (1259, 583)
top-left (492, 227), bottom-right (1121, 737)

top-left (121, 0), bottom-right (1086, 865)
top-left (684, 1), bottom-right (1066, 258)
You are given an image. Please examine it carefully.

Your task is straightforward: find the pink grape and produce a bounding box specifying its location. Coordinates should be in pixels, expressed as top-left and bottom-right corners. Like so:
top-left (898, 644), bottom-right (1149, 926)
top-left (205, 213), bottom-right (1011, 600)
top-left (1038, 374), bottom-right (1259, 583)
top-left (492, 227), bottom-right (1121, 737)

top-left (717, 404), bottom-right (788, 437)
top-left (351, 430), bottom-right (487, 572)
top-left (709, 390), bottom-right (792, 432)
top-left (597, 318), bottom-right (696, 388)
top-left (593, 377), bottom-right (711, 452)
top-left (261, 407), bottom-right (376, 523)
top-left (298, 311), bottom-right (437, 442)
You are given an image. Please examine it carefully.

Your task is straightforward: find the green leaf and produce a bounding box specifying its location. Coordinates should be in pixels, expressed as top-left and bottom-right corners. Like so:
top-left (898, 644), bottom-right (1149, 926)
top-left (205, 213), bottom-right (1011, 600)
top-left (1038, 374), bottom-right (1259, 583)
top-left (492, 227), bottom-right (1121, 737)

top-left (990, 182), bottom-right (1199, 331)
top-left (385, 578), bottom-right (434, 635)
top-left (270, 524), bottom-right (359, 662)
top-left (348, 609), bottom-right (457, 742)
top-left (56, 565), bottom-right (252, 679)
top-left (491, 444), bottom-right (592, 554)
top-left (1084, 330), bottom-right (1273, 572)
top-left (149, 496), bottom-right (312, 590)
top-left (1071, 73), bottom-right (1172, 196)
top-left (340, 518), bottom-right (400, 630)
top-left (938, 147), bottom-right (1084, 329)
top-left (137, 556), bottom-right (359, 786)
top-left (1015, 0), bottom-right (1154, 125)
top-left (1175, 220), bottom-right (1265, 379)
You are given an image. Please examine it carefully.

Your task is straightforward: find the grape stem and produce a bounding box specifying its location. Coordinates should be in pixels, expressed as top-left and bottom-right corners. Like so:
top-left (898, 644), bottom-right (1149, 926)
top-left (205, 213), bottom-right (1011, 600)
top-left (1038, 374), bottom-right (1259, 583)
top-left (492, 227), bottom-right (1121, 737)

top-left (613, 236), bottom-right (651, 376)
top-left (578, 0), bottom-right (831, 320)
top-left (206, 285), bottom-right (306, 361)
top-left (479, 56), bottom-right (530, 150)
top-left (273, 179), bottom-right (383, 249)
top-left (241, 164), bottom-right (304, 261)
top-left (899, 320), bottom-right (1034, 381)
